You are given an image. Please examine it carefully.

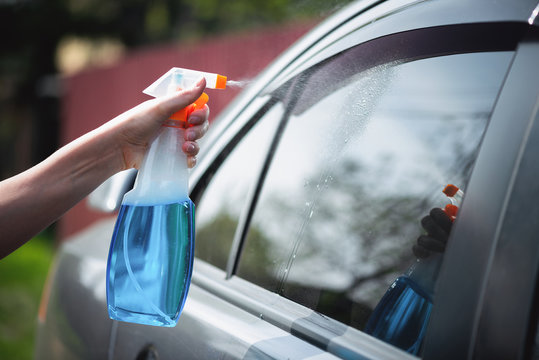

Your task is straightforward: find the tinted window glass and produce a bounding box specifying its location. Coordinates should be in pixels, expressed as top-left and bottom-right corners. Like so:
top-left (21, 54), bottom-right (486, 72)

top-left (195, 103), bottom-right (283, 269)
top-left (237, 52), bottom-right (512, 331)
top-left (533, 321), bottom-right (539, 360)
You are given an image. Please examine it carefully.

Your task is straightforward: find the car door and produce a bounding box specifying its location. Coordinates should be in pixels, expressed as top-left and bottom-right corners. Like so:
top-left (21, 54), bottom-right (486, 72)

top-left (109, 0), bottom-right (539, 359)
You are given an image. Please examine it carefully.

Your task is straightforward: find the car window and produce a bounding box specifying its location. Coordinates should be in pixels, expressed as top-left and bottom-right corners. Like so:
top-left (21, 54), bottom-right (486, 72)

top-left (195, 103), bottom-right (284, 269)
top-left (236, 51), bottom-right (513, 337)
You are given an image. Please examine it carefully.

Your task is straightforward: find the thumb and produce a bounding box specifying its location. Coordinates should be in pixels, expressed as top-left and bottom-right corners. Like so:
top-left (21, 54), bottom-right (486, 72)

top-left (154, 77), bottom-right (207, 119)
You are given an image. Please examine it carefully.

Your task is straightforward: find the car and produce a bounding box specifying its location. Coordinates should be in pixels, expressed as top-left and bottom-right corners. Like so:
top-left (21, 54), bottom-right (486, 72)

top-left (35, 0), bottom-right (539, 359)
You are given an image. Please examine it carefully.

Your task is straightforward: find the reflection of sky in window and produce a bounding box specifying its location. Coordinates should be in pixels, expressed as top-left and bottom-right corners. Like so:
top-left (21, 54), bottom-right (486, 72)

top-left (378, 52), bottom-right (512, 118)
top-left (266, 52), bottom-right (512, 200)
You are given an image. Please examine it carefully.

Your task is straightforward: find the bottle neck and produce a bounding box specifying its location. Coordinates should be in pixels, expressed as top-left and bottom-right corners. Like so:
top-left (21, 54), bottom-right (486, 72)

top-left (124, 125), bottom-right (189, 205)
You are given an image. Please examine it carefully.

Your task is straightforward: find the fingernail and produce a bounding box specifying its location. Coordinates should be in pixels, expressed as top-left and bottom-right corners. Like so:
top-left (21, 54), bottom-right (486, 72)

top-left (188, 156), bottom-right (197, 168)
top-left (186, 142), bottom-right (196, 152)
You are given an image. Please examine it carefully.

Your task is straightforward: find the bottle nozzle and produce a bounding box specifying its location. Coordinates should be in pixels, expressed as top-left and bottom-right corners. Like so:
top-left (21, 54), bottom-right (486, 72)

top-left (142, 67), bottom-right (227, 126)
top-left (143, 67), bottom-right (228, 98)
top-left (215, 74), bottom-right (227, 89)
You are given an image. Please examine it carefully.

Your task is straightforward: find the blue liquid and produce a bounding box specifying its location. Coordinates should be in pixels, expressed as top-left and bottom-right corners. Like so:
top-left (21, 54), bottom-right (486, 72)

top-left (365, 276), bottom-right (433, 355)
top-left (106, 200), bottom-right (194, 327)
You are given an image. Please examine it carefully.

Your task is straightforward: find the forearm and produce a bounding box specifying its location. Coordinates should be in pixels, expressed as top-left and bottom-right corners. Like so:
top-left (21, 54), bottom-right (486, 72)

top-left (0, 80), bottom-right (208, 259)
top-left (0, 125), bottom-right (124, 258)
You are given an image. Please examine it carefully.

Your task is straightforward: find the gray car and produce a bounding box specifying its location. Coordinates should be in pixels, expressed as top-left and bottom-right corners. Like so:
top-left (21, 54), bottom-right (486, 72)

top-left (36, 0), bottom-right (539, 359)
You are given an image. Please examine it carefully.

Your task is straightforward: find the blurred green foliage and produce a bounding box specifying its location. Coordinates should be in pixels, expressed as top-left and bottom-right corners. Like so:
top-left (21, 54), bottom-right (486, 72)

top-left (0, 231), bottom-right (55, 360)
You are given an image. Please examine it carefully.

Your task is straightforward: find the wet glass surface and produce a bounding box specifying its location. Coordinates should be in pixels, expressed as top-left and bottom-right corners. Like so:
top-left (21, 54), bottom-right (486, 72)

top-left (235, 51), bottom-right (513, 329)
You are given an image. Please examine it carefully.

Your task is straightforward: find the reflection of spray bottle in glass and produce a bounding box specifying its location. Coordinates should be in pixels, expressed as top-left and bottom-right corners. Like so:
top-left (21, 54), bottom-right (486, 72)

top-left (364, 184), bottom-right (463, 354)
top-left (106, 68), bottom-right (227, 327)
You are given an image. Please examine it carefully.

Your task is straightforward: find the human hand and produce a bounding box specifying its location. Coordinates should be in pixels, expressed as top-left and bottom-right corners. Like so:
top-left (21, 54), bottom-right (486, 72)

top-left (105, 77), bottom-right (209, 171)
top-left (413, 208), bottom-right (453, 258)
top-left (183, 104), bottom-right (210, 168)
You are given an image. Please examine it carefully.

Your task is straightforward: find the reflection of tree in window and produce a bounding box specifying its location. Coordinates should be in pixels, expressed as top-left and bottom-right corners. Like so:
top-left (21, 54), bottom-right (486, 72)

top-left (196, 210), bottom-right (237, 269)
top-left (257, 159), bottom-right (426, 324)
top-left (242, 143), bottom-right (480, 329)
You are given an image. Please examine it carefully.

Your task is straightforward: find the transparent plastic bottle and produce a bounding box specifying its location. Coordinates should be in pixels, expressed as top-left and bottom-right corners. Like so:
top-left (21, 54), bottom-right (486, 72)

top-left (364, 184), bottom-right (463, 354)
top-left (106, 68), bottom-right (226, 327)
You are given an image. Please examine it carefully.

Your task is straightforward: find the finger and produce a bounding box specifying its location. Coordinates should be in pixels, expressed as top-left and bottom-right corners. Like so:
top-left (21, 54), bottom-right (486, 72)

top-left (182, 140), bottom-right (199, 157)
top-left (430, 207), bottom-right (453, 233)
top-left (186, 106), bottom-right (209, 141)
top-left (188, 105), bottom-right (209, 126)
top-left (417, 234), bottom-right (446, 253)
top-left (421, 214), bottom-right (449, 243)
top-left (185, 120), bottom-right (209, 142)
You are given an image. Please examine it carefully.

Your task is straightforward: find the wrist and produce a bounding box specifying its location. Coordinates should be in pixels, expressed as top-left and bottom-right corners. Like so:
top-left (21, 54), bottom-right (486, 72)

top-left (61, 125), bottom-right (126, 182)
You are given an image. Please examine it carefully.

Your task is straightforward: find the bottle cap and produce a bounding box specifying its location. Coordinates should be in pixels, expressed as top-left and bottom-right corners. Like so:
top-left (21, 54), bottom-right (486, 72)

top-left (443, 184), bottom-right (459, 197)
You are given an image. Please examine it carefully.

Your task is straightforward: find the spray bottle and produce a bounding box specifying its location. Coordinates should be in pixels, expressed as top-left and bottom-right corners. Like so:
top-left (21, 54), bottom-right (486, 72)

top-left (106, 68), bottom-right (227, 327)
top-left (364, 184), bottom-right (463, 354)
